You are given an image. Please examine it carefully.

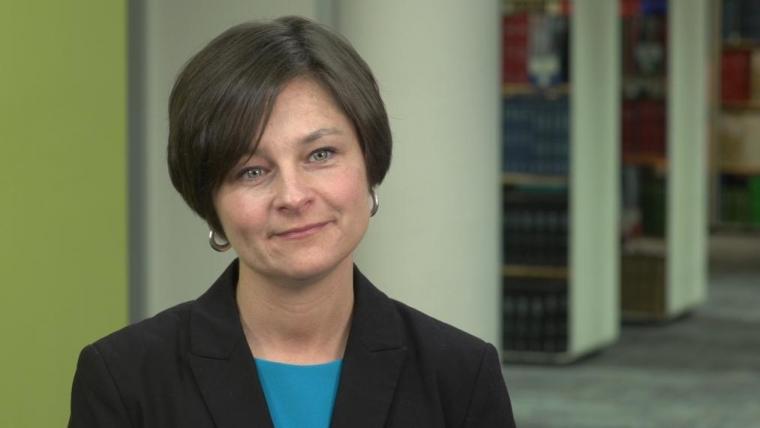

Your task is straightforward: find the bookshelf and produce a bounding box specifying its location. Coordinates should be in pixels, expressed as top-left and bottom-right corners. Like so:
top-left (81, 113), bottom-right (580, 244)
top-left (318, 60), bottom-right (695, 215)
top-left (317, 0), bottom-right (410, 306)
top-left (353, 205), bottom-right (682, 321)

top-left (502, 172), bottom-right (568, 187)
top-left (502, 83), bottom-right (571, 97)
top-left (723, 39), bottom-right (760, 50)
top-left (622, 153), bottom-right (667, 172)
top-left (619, 0), bottom-right (670, 321)
top-left (620, 237), bottom-right (666, 321)
top-left (720, 163), bottom-right (760, 176)
top-left (722, 100), bottom-right (760, 111)
top-left (502, 265), bottom-right (568, 280)
top-left (500, 0), bottom-right (619, 364)
top-left (714, 0), bottom-right (760, 229)
top-left (618, 0), bottom-right (710, 322)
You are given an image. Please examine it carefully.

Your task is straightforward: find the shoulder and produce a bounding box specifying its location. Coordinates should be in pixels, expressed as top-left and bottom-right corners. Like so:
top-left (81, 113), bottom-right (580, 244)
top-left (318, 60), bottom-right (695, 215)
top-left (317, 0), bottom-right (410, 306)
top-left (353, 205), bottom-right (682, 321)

top-left (352, 266), bottom-right (492, 366)
top-left (390, 298), bottom-right (492, 362)
top-left (352, 266), bottom-right (496, 377)
top-left (70, 300), bottom-right (198, 426)
top-left (88, 261), bottom-right (241, 364)
top-left (385, 299), bottom-right (513, 425)
top-left (388, 299), bottom-right (499, 394)
top-left (92, 300), bottom-right (194, 359)
top-left (79, 300), bottom-right (196, 390)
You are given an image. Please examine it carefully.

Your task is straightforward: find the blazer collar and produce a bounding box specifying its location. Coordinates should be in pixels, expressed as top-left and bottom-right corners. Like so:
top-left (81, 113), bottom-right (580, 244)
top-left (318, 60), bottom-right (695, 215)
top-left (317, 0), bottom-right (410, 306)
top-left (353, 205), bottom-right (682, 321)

top-left (331, 265), bottom-right (407, 428)
top-left (187, 260), bottom-right (273, 428)
top-left (187, 260), bottom-right (407, 428)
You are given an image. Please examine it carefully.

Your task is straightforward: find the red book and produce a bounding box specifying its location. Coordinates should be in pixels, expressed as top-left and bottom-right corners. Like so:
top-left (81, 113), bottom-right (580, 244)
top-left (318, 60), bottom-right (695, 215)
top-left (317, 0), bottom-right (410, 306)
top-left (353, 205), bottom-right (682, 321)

top-left (502, 13), bottom-right (530, 85)
top-left (621, 0), bottom-right (641, 18)
top-left (722, 49), bottom-right (751, 103)
top-left (560, 0), bottom-right (573, 15)
top-left (622, 100), bottom-right (639, 155)
top-left (639, 100), bottom-right (666, 156)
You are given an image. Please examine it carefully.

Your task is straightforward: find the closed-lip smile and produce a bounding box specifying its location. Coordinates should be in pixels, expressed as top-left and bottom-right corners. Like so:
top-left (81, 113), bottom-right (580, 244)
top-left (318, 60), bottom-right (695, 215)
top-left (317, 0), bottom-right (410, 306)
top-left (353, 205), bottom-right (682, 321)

top-left (274, 221), bottom-right (330, 239)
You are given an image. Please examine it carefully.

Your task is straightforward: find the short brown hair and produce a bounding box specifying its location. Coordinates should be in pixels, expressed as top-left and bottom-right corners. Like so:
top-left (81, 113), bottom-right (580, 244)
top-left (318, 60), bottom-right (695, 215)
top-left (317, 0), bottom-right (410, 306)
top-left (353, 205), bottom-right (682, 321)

top-left (167, 16), bottom-right (392, 236)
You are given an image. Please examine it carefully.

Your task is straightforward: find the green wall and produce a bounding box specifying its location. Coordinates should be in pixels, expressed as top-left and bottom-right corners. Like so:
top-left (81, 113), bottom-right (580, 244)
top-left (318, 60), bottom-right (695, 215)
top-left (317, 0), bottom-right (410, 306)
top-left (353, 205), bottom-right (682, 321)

top-left (0, 1), bottom-right (128, 426)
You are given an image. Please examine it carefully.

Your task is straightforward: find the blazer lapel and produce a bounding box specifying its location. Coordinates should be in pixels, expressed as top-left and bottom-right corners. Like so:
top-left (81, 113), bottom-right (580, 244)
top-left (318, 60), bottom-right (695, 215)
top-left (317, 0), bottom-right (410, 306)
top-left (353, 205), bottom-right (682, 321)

top-left (186, 261), bottom-right (407, 428)
top-left (330, 267), bottom-right (407, 428)
top-left (187, 261), bottom-right (274, 428)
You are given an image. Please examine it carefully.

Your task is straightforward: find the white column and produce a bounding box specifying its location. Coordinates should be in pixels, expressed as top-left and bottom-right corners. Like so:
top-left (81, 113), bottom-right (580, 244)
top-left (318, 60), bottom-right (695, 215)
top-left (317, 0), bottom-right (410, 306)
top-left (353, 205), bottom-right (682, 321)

top-left (132, 0), bottom-right (319, 319)
top-left (667, 0), bottom-right (709, 314)
top-left (336, 1), bottom-right (502, 345)
top-left (570, 0), bottom-right (620, 354)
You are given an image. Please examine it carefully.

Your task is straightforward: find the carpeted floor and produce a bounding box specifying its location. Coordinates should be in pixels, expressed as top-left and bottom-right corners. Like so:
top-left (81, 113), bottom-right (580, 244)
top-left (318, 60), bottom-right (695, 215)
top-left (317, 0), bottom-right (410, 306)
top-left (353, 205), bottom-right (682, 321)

top-left (502, 234), bottom-right (760, 427)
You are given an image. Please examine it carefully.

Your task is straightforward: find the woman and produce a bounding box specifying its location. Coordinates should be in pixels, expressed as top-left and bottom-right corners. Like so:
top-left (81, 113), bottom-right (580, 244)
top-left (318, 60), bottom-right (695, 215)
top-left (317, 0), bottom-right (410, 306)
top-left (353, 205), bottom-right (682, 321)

top-left (69, 16), bottom-right (515, 428)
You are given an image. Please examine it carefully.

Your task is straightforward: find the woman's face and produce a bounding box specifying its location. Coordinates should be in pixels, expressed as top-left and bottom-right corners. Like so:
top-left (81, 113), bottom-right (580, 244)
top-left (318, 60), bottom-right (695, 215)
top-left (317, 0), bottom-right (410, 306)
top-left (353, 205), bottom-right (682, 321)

top-left (214, 77), bottom-right (372, 284)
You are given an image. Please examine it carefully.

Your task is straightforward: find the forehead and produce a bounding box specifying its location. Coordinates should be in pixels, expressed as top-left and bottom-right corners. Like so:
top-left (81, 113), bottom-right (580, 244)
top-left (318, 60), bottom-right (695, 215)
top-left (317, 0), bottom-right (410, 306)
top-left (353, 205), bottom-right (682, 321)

top-left (253, 77), bottom-right (356, 150)
top-left (270, 77), bottom-right (346, 122)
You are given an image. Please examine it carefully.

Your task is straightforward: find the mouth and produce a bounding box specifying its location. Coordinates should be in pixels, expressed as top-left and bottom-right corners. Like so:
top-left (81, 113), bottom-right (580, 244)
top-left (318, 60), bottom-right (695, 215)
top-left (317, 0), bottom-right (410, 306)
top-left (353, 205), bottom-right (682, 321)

top-left (273, 221), bottom-right (331, 240)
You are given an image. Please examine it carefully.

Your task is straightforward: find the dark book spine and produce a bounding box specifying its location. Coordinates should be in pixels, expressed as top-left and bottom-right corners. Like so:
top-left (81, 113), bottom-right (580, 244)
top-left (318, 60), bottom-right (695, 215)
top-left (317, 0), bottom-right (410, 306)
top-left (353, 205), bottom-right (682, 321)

top-left (503, 279), bottom-right (568, 353)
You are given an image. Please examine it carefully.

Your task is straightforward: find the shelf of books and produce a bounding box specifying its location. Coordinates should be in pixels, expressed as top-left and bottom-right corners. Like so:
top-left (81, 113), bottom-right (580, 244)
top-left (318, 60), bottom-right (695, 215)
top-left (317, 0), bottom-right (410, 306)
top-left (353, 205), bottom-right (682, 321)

top-left (620, 0), bottom-right (670, 321)
top-left (619, 0), bottom-right (710, 321)
top-left (501, 0), bottom-right (619, 364)
top-left (716, 0), bottom-right (760, 229)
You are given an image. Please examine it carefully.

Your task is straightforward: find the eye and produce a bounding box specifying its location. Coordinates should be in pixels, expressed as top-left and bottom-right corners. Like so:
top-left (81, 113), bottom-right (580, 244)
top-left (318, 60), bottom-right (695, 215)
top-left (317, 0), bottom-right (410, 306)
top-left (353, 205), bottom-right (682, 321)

top-left (239, 166), bottom-right (266, 181)
top-left (308, 148), bottom-right (335, 162)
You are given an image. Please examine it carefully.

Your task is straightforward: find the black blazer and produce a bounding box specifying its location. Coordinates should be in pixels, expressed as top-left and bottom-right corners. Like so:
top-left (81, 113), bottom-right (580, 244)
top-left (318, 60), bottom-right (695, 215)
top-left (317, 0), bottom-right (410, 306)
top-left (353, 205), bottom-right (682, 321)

top-left (69, 261), bottom-right (516, 427)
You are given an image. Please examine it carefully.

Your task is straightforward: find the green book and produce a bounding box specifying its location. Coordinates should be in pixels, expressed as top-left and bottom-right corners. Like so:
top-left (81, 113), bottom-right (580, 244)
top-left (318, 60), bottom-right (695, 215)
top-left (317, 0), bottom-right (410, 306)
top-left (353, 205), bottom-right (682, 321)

top-left (750, 176), bottom-right (760, 226)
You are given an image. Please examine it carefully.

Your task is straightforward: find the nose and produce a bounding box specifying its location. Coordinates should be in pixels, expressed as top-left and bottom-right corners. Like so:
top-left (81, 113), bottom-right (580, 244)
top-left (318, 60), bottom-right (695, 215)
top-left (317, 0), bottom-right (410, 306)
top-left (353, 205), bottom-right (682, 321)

top-left (273, 167), bottom-right (312, 213)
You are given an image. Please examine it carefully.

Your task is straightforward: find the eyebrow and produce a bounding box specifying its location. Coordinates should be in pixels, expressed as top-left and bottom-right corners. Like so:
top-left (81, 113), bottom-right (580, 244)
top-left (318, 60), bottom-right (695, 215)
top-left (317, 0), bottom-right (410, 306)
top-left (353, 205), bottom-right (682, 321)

top-left (248, 127), bottom-right (343, 158)
top-left (300, 127), bottom-right (342, 144)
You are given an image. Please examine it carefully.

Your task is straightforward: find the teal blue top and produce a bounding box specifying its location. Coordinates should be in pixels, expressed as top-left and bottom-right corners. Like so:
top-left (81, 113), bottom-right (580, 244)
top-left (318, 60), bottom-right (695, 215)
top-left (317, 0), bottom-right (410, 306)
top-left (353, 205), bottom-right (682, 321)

top-left (254, 358), bottom-right (343, 428)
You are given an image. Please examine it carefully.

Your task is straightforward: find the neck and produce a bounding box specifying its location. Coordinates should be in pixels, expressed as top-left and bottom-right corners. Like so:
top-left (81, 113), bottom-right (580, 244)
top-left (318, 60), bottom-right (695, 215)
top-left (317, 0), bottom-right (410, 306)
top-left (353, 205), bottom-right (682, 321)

top-left (236, 258), bottom-right (354, 365)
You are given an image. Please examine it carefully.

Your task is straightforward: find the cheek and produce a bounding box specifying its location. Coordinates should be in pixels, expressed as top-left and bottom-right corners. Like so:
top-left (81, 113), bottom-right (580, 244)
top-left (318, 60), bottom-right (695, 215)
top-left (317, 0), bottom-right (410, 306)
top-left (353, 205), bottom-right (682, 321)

top-left (215, 190), bottom-right (267, 235)
top-left (333, 165), bottom-right (370, 209)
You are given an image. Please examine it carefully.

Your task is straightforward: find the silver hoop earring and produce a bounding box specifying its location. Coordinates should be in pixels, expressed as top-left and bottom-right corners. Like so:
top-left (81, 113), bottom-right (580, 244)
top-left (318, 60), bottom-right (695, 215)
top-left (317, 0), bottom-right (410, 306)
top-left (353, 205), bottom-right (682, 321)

top-left (208, 230), bottom-right (231, 252)
top-left (370, 189), bottom-right (379, 217)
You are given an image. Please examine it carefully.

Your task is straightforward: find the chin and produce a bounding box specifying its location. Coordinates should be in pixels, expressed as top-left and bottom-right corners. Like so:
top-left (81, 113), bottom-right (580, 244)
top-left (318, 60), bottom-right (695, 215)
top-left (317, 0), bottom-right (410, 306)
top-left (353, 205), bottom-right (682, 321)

top-left (238, 240), bottom-right (358, 285)
top-left (257, 255), bottom-right (350, 284)
top-left (288, 259), bottom-right (345, 281)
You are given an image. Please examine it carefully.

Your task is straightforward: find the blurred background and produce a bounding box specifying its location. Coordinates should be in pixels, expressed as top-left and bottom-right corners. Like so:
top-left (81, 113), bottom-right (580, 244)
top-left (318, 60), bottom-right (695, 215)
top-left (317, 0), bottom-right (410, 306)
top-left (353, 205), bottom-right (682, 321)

top-left (1, 0), bottom-right (758, 426)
